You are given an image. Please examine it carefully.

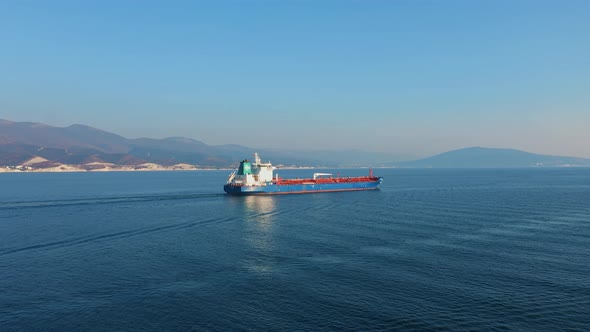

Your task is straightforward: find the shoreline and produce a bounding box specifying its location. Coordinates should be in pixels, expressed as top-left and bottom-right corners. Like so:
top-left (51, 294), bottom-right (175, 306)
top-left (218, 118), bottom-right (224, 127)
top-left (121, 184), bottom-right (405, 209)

top-left (0, 167), bottom-right (231, 173)
top-left (0, 165), bottom-right (390, 173)
top-left (0, 165), bottom-right (335, 173)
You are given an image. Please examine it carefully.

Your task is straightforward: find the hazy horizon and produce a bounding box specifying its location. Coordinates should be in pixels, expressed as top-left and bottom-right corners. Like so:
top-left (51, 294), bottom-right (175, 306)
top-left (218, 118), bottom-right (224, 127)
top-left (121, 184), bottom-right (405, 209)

top-left (1, 1), bottom-right (589, 158)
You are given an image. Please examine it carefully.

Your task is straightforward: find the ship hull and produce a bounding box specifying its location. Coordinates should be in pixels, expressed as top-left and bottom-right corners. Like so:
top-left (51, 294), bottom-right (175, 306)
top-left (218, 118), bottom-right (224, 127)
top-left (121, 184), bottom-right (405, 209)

top-left (224, 178), bottom-right (383, 195)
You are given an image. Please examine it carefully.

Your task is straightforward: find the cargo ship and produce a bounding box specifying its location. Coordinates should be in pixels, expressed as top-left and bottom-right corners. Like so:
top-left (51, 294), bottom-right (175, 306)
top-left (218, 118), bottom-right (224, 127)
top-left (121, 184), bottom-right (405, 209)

top-left (224, 153), bottom-right (383, 195)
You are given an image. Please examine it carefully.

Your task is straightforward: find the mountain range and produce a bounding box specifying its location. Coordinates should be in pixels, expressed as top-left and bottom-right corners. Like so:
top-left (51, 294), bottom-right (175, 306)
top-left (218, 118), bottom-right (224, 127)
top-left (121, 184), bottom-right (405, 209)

top-left (1, 119), bottom-right (589, 169)
top-left (1, 119), bottom-right (400, 168)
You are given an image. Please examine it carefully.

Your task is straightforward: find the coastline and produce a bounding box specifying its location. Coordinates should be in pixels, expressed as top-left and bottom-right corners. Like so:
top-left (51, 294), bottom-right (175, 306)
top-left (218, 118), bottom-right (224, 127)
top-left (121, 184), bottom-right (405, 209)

top-left (0, 164), bottom-right (231, 173)
top-left (0, 164), bottom-right (333, 173)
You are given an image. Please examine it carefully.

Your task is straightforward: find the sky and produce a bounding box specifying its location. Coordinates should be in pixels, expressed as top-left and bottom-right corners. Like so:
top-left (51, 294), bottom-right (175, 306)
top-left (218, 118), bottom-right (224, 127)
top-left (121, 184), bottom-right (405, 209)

top-left (1, 0), bottom-right (589, 158)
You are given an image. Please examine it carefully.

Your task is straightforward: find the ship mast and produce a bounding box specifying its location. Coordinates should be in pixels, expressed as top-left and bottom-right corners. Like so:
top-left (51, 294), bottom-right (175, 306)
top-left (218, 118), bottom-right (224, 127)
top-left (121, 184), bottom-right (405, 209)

top-left (254, 152), bottom-right (261, 165)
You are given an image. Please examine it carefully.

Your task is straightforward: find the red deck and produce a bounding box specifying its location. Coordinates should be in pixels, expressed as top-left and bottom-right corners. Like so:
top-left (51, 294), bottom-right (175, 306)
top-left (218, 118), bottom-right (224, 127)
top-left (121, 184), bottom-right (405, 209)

top-left (275, 176), bottom-right (380, 186)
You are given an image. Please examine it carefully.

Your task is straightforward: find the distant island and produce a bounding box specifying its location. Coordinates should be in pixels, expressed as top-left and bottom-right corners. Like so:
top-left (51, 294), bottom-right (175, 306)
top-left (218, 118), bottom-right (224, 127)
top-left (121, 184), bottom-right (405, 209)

top-left (1, 119), bottom-right (589, 172)
top-left (391, 147), bottom-right (590, 168)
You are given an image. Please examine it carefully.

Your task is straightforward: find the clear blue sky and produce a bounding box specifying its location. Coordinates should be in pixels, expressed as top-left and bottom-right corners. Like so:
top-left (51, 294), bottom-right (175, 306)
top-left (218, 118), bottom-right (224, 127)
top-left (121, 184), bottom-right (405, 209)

top-left (1, 0), bottom-right (589, 158)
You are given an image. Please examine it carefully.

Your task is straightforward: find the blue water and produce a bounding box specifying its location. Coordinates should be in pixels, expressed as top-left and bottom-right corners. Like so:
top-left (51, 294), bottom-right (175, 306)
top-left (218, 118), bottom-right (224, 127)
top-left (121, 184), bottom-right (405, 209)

top-left (1, 169), bottom-right (589, 331)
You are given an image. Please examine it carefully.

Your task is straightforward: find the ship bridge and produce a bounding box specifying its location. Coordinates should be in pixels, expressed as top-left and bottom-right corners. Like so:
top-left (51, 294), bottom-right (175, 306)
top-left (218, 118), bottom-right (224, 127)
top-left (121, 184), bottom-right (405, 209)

top-left (228, 153), bottom-right (275, 186)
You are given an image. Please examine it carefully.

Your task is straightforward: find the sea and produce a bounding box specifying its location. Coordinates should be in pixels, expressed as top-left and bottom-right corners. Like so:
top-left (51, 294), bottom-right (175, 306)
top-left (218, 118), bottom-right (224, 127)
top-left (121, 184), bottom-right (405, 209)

top-left (1, 168), bottom-right (589, 331)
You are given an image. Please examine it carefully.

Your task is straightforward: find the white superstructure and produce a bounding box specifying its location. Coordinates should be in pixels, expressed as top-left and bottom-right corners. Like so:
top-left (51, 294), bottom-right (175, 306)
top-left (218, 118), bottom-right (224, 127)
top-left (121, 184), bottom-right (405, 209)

top-left (227, 153), bottom-right (275, 186)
